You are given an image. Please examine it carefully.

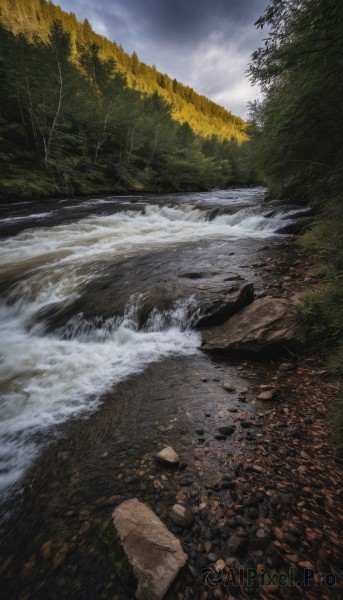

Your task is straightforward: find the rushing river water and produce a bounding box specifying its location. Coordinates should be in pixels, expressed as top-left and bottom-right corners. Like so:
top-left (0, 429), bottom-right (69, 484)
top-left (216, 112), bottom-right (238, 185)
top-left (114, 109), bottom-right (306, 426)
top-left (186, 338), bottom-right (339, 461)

top-left (0, 188), bottom-right (302, 503)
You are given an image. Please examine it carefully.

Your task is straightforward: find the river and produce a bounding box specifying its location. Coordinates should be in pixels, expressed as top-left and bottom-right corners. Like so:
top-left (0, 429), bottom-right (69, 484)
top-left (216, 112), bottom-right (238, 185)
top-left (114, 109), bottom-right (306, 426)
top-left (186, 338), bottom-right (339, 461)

top-left (0, 187), bottom-right (304, 598)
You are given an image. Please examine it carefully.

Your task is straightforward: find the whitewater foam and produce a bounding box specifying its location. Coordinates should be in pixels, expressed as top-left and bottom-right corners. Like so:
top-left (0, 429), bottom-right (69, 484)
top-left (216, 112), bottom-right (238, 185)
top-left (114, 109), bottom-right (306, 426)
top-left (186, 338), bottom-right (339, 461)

top-left (0, 189), bottom-right (291, 499)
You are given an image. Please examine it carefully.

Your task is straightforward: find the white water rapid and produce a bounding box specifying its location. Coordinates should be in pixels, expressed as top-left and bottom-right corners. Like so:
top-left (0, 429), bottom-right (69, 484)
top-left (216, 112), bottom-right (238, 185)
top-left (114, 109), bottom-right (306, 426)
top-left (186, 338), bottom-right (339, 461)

top-left (0, 189), bottom-right (295, 499)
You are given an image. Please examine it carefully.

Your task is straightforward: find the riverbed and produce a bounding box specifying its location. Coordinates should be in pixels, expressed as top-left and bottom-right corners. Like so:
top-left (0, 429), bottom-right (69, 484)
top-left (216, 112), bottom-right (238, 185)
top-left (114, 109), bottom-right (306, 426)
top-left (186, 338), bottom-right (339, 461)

top-left (2, 188), bottom-right (332, 599)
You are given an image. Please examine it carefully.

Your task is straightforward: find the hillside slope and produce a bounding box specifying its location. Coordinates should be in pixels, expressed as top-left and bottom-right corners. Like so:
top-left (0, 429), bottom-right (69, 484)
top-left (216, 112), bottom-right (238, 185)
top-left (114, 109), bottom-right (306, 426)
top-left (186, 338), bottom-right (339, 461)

top-left (0, 0), bottom-right (247, 142)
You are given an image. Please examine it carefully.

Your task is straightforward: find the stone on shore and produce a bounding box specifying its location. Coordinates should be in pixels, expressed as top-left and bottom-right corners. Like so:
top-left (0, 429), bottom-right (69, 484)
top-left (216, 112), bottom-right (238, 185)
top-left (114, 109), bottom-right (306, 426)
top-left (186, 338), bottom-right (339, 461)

top-left (170, 504), bottom-right (194, 527)
top-left (223, 382), bottom-right (236, 392)
top-left (257, 390), bottom-right (275, 401)
top-left (201, 297), bottom-right (296, 356)
top-left (155, 446), bottom-right (180, 466)
top-left (112, 498), bottom-right (187, 600)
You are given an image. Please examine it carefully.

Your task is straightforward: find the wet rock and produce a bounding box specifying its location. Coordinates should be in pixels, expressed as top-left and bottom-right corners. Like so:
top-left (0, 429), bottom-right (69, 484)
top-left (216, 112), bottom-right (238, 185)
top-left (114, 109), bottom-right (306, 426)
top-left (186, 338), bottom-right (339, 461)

top-left (226, 535), bottom-right (248, 557)
top-left (266, 552), bottom-right (283, 569)
top-left (246, 507), bottom-right (259, 519)
top-left (112, 498), bottom-right (187, 600)
top-left (240, 421), bottom-right (253, 429)
top-left (251, 536), bottom-right (270, 550)
top-left (223, 382), bottom-right (236, 392)
top-left (201, 297), bottom-right (297, 356)
top-left (155, 446), bottom-right (180, 467)
top-left (221, 481), bottom-right (236, 490)
top-left (42, 262), bottom-right (253, 332)
top-left (188, 564), bottom-right (198, 578)
top-left (179, 479), bottom-right (194, 487)
top-left (217, 426), bottom-right (235, 436)
top-left (171, 505), bottom-right (194, 528)
top-left (243, 494), bottom-right (263, 507)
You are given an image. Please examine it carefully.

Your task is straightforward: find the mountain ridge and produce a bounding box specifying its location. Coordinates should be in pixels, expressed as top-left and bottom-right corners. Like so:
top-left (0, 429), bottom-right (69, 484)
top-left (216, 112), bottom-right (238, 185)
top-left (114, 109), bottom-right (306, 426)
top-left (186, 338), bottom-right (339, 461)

top-left (0, 0), bottom-right (247, 142)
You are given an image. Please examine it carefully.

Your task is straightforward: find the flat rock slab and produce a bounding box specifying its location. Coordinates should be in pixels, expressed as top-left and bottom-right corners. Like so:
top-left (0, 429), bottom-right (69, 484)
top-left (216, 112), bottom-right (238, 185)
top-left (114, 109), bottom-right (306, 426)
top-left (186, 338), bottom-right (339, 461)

top-left (112, 498), bottom-right (187, 600)
top-left (201, 297), bottom-right (296, 356)
top-left (40, 261), bottom-right (253, 332)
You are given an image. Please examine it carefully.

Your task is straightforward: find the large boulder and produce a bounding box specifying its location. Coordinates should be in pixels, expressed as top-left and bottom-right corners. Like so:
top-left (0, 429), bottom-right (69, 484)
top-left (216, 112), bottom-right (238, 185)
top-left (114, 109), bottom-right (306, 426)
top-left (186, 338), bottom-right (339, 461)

top-left (112, 498), bottom-right (187, 600)
top-left (201, 297), bottom-right (296, 356)
top-left (189, 279), bottom-right (254, 327)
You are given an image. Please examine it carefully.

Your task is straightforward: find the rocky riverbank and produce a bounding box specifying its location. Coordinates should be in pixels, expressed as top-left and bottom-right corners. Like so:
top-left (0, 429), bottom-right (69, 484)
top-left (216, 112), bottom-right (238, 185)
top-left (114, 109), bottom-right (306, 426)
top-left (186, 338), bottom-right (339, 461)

top-left (1, 238), bottom-right (342, 600)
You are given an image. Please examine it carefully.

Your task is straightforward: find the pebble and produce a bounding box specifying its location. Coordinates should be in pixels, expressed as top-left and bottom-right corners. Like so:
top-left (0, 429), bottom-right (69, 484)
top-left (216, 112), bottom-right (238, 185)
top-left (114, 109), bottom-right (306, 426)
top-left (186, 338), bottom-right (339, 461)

top-left (218, 426), bottom-right (235, 436)
top-left (257, 390), bottom-right (275, 401)
top-left (214, 559), bottom-right (225, 572)
top-left (20, 554), bottom-right (36, 577)
top-left (226, 534), bottom-right (247, 557)
top-left (156, 446), bottom-right (180, 466)
top-left (207, 553), bottom-right (217, 563)
top-left (223, 382), bottom-right (236, 392)
top-left (41, 541), bottom-right (52, 560)
top-left (279, 362), bottom-right (296, 371)
top-left (171, 504), bottom-right (194, 527)
top-left (240, 421), bottom-right (253, 428)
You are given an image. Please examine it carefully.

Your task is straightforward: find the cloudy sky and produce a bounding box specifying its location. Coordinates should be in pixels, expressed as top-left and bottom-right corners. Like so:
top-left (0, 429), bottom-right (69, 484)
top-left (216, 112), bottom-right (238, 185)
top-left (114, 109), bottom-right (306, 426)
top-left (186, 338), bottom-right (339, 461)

top-left (55, 0), bottom-right (269, 118)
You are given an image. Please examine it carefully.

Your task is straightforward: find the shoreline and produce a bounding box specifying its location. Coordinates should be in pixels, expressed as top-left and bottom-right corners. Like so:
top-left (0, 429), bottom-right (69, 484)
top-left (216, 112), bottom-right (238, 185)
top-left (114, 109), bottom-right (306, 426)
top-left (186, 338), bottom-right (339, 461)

top-left (0, 239), bottom-right (342, 599)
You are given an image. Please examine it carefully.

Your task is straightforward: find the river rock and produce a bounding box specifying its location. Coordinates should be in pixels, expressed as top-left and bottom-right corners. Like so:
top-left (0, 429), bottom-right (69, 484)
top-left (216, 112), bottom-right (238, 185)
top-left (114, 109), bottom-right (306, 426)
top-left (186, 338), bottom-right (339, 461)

top-left (223, 382), bottom-right (236, 392)
top-left (201, 297), bottom-right (296, 356)
top-left (218, 426), bottom-right (235, 436)
top-left (112, 499), bottom-right (187, 600)
top-left (189, 281), bottom-right (254, 327)
top-left (170, 504), bottom-right (194, 527)
top-left (156, 446), bottom-right (180, 466)
top-left (41, 262), bottom-right (254, 332)
top-left (257, 390), bottom-right (275, 401)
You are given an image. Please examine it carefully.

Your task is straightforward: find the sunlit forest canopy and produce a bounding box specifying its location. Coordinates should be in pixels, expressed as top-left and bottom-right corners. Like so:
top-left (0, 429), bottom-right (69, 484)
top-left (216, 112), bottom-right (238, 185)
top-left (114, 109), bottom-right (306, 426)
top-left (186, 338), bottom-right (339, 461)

top-left (0, 0), bottom-right (247, 143)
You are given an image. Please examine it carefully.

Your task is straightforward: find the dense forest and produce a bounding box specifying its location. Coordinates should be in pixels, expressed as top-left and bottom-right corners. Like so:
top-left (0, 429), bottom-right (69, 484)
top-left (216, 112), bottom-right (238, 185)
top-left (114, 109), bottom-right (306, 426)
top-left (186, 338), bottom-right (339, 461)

top-left (0, 0), bottom-right (247, 143)
top-left (0, 3), bottom-right (255, 198)
top-left (248, 0), bottom-right (343, 448)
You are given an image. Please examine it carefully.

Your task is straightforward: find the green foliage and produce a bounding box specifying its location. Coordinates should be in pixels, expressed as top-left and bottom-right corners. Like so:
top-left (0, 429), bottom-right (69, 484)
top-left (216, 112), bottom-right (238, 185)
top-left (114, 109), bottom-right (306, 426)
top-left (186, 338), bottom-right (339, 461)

top-left (0, 0), bottom-right (247, 143)
top-left (249, 0), bottom-right (343, 450)
top-left (248, 0), bottom-right (343, 202)
top-left (0, 19), bottom-right (254, 199)
top-left (296, 284), bottom-right (343, 352)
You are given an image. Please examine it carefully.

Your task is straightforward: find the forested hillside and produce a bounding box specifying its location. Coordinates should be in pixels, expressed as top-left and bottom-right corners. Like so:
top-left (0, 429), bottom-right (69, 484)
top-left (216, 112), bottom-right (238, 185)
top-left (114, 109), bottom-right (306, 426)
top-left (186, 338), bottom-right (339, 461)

top-left (0, 0), bottom-right (247, 143)
top-left (0, 2), bottom-right (255, 198)
top-left (248, 0), bottom-right (343, 448)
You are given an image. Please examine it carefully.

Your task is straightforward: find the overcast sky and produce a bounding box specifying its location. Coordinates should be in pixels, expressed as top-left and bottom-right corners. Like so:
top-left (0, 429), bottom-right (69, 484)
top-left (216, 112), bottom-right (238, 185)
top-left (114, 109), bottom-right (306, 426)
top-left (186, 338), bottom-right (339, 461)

top-left (55, 0), bottom-right (269, 118)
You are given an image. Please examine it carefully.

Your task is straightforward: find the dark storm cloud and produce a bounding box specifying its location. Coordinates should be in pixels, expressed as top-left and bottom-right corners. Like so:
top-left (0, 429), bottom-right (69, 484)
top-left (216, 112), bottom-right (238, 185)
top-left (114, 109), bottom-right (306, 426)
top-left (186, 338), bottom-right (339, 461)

top-left (56, 0), bottom-right (268, 116)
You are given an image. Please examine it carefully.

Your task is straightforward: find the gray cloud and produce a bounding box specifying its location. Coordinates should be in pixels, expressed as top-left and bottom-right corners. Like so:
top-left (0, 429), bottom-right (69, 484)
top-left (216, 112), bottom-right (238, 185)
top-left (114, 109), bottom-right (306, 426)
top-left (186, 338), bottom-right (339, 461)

top-left (56, 0), bottom-right (268, 117)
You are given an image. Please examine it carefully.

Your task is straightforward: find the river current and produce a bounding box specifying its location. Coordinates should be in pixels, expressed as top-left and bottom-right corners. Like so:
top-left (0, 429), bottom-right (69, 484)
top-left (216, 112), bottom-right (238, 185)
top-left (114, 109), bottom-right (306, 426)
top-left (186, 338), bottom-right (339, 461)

top-left (0, 188), bottom-right (302, 502)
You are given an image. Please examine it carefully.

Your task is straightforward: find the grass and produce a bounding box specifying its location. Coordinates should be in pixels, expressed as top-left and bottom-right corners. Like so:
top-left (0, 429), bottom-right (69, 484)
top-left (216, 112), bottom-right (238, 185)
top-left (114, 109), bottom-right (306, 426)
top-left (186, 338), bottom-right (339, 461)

top-left (296, 204), bottom-right (343, 453)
